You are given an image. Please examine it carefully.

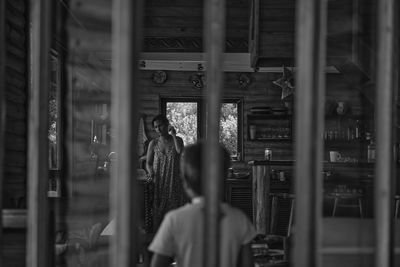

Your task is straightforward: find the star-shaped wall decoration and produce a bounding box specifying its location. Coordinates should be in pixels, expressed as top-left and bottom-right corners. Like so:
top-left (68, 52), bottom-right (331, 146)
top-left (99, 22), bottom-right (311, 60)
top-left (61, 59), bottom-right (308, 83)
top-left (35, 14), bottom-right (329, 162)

top-left (272, 66), bottom-right (295, 99)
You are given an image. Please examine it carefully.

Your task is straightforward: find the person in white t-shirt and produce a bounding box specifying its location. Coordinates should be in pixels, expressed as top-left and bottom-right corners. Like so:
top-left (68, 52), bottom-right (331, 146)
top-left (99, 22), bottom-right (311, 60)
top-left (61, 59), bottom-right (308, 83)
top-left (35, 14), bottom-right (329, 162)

top-left (148, 142), bottom-right (256, 267)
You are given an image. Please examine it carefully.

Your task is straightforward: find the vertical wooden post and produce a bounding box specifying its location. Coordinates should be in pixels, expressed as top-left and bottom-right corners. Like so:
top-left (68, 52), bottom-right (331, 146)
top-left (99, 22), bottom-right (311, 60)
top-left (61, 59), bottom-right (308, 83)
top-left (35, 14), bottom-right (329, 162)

top-left (27, 0), bottom-right (52, 266)
top-left (203, 0), bottom-right (226, 266)
top-left (0, 0), bottom-right (6, 251)
top-left (375, 0), bottom-right (395, 266)
top-left (250, 163), bottom-right (270, 235)
top-left (294, 0), bottom-right (327, 266)
top-left (110, 0), bottom-right (143, 266)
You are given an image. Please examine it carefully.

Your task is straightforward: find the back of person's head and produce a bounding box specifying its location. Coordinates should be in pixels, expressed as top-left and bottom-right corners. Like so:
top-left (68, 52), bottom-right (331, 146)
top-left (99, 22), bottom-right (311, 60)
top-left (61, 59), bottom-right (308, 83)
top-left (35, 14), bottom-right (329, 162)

top-left (152, 114), bottom-right (169, 126)
top-left (181, 141), bottom-right (231, 196)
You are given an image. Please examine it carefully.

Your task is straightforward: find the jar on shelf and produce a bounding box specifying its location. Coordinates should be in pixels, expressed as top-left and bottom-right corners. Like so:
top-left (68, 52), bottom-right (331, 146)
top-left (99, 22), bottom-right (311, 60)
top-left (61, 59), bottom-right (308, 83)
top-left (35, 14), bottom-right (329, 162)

top-left (355, 120), bottom-right (362, 139)
top-left (264, 148), bottom-right (272, 160)
top-left (367, 139), bottom-right (376, 162)
top-left (249, 125), bottom-right (256, 140)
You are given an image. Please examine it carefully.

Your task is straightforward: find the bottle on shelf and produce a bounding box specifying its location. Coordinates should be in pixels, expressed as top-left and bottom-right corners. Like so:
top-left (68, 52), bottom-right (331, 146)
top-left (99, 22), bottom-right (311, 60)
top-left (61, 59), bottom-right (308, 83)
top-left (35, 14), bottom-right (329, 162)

top-left (340, 130), bottom-right (346, 140)
top-left (347, 126), bottom-right (354, 140)
top-left (367, 138), bottom-right (376, 162)
top-left (328, 129), bottom-right (334, 140)
top-left (334, 129), bottom-right (339, 140)
top-left (355, 120), bottom-right (361, 139)
top-left (365, 132), bottom-right (371, 142)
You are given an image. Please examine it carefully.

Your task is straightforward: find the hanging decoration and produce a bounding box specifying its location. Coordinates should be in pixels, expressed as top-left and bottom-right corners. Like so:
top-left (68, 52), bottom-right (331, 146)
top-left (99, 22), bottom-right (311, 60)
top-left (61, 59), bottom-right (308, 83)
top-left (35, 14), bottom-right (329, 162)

top-left (237, 73), bottom-right (252, 89)
top-left (189, 73), bottom-right (204, 89)
top-left (189, 63), bottom-right (205, 89)
top-left (152, 70), bottom-right (167, 84)
top-left (272, 66), bottom-right (295, 99)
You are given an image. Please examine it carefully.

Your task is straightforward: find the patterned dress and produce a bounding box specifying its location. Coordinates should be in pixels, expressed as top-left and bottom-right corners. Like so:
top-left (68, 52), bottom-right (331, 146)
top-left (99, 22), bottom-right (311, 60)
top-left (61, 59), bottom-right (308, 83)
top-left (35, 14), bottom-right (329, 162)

top-left (152, 137), bottom-right (185, 231)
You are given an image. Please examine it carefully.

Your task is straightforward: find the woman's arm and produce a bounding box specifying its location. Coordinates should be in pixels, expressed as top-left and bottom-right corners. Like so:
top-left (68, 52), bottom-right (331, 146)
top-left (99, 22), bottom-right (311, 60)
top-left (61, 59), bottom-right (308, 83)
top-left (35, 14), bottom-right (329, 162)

top-left (146, 140), bottom-right (155, 178)
top-left (171, 135), bottom-right (184, 154)
top-left (169, 127), bottom-right (184, 154)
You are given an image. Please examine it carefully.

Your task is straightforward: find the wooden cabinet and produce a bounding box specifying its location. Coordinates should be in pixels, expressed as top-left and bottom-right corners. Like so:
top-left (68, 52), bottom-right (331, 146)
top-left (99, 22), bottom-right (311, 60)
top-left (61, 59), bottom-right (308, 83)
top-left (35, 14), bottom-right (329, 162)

top-left (249, 160), bottom-right (294, 235)
top-left (249, 0), bottom-right (356, 68)
top-left (225, 178), bottom-right (253, 221)
top-left (249, 0), bottom-right (296, 67)
top-left (247, 114), bottom-right (292, 142)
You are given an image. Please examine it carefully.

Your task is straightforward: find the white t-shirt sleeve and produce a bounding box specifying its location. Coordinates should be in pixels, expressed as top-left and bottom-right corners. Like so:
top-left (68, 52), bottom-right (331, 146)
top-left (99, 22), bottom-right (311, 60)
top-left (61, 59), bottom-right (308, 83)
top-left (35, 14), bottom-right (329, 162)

top-left (241, 215), bottom-right (257, 245)
top-left (148, 212), bottom-right (175, 257)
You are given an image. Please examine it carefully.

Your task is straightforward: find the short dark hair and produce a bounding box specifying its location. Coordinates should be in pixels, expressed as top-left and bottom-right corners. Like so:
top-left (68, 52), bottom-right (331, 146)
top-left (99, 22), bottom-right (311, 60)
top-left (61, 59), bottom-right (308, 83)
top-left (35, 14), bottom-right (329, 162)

top-left (152, 114), bottom-right (169, 127)
top-left (181, 142), bottom-right (231, 195)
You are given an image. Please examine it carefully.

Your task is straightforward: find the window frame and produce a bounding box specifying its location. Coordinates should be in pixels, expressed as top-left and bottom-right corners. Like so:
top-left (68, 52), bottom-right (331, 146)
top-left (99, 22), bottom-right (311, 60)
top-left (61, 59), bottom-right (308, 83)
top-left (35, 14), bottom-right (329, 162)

top-left (160, 97), bottom-right (203, 143)
top-left (160, 96), bottom-right (243, 161)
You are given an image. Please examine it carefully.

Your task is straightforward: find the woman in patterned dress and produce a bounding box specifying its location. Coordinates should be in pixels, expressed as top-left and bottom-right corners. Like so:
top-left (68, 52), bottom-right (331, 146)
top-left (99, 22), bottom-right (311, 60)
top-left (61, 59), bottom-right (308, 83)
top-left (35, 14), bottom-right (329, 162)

top-left (146, 114), bottom-right (185, 231)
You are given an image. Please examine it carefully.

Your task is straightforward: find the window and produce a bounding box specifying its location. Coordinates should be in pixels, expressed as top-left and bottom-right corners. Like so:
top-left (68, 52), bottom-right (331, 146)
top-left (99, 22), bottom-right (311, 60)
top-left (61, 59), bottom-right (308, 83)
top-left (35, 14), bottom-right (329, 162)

top-left (219, 102), bottom-right (240, 158)
top-left (164, 100), bottom-right (199, 145)
top-left (161, 97), bottom-right (243, 160)
top-left (48, 50), bottom-right (61, 170)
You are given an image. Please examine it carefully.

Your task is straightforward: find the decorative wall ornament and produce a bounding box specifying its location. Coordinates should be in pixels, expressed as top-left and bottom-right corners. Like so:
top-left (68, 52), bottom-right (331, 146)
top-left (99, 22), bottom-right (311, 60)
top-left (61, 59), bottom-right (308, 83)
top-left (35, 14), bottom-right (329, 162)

top-left (272, 66), bottom-right (295, 99)
top-left (237, 73), bottom-right (252, 89)
top-left (152, 70), bottom-right (167, 84)
top-left (143, 37), bottom-right (248, 53)
top-left (189, 73), bottom-right (204, 89)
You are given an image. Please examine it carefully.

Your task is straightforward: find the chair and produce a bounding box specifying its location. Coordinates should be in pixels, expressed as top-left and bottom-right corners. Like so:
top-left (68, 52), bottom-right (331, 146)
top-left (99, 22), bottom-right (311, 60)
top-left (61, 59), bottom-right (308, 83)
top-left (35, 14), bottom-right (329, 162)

top-left (328, 185), bottom-right (363, 218)
top-left (266, 193), bottom-right (295, 261)
top-left (269, 193), bottom-right (295, 237)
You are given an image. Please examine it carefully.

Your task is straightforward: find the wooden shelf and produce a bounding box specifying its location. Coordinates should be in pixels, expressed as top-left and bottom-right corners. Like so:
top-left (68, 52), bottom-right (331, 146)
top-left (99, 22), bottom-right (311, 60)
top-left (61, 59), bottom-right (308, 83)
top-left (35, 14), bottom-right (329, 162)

top-left (248, 114), bottom-right (292, 120)
top-left (323, 161), bottom-right (375, 168)
top-left (251, 138), bottom-right (291, 142)
top-left (247, 114), bottom-right (293, 142)
top-left (324, 139), bottom-right (368, 146)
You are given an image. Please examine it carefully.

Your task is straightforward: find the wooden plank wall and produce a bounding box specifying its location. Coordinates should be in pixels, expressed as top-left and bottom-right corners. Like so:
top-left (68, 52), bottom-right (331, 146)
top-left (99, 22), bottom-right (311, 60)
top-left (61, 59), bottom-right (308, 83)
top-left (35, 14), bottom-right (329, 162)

top-left (65, 0), bottom-right (113, 230)
top-left (143, 0), bottom-right (249, 53)
top-left (67, 0), bottom-right (249, 54)
top-left (254, 0), bottom-right (354, 66)
top-left (2, 0), bottom-right (28, 266)
top-left (138, 70), bottom-right (368, 167)
top-left (258, 0), bottom-right (296, 60)
top-left (3, 0), bottom-right (28, 209)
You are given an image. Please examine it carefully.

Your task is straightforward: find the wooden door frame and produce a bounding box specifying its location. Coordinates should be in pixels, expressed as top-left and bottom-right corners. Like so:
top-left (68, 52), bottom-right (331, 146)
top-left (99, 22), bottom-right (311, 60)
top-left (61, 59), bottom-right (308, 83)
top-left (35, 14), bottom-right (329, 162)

top-left (0, 0), bottom-right (6, 245)
top-left (110, 0), bottom-right (143, 266)
top-left (27, 0), bottom-right (53, 266)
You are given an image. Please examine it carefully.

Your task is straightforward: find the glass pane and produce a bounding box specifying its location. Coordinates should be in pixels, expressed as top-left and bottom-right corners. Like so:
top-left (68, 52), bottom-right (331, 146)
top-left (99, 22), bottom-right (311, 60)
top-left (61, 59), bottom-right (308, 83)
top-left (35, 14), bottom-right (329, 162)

top-left (318, 0), bottom-right (399, 265)
top-left (323, 0), bottom-right (377, 218)
top-left (166, 102), bottom-right (198, 145)
top-left (48, 51), bottom-right (61, 171)
top-left (52, 1), bottom-right (113, 266)
top-left (220, 103), bottom-right (238, 157)
top-left (322, 0), bottom-right (377, 222)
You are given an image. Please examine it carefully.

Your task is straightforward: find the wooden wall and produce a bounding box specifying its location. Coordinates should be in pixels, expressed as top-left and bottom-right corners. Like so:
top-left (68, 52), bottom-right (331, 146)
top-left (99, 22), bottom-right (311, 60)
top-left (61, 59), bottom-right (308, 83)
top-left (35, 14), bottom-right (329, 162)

top-left (0, 0), bottom-right (371, 217)
top-left (2, 1), bottom-right (28, 267)
top-left (143, 0), bottom-right (249, 52)
top-left (139, 70), bottom-right (368, 169)
top-left (3, 0), bottom-right (28, 209)
top-left (67, 0), bottom-right (249, 54)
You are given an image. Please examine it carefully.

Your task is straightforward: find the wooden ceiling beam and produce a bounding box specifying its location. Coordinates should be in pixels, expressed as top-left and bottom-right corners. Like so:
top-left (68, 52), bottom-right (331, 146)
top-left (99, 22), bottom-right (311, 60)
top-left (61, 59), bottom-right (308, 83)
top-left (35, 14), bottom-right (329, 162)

top-left (138, 52), bottom-right (339, 73)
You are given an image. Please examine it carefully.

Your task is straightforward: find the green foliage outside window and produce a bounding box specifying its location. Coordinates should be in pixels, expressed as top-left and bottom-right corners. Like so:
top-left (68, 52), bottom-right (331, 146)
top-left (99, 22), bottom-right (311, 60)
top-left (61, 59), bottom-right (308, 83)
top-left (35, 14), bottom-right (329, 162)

top-left (166, 102), bottom-right (198, 145)
top-left (48, 98), bottom-right (58, 144)
top-left (166, 101), bottom-right (238, 157)
top-left (220, 103), bottom-right (238, 156)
